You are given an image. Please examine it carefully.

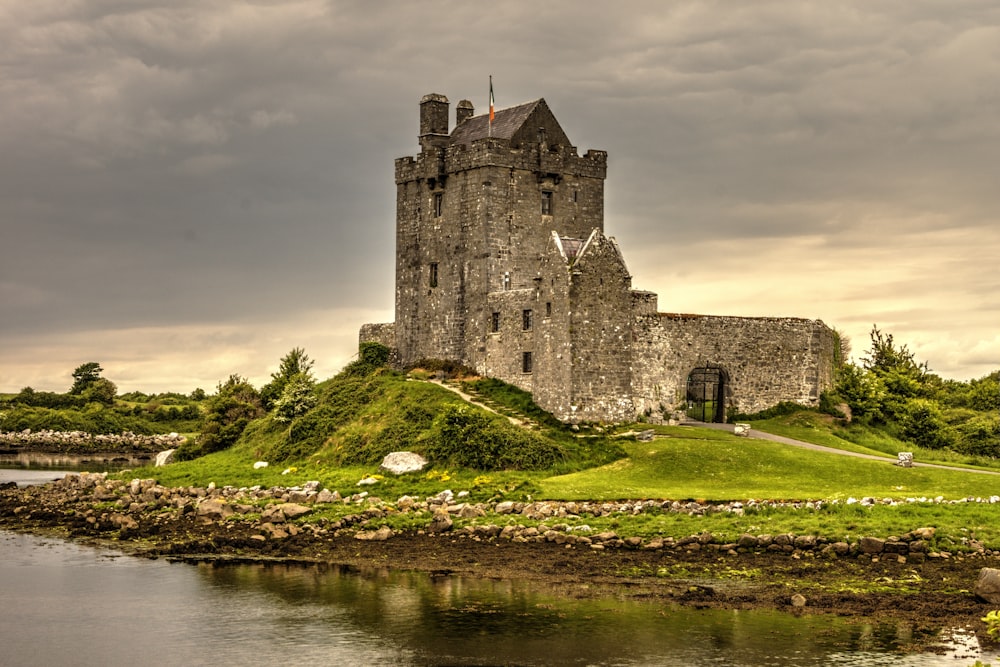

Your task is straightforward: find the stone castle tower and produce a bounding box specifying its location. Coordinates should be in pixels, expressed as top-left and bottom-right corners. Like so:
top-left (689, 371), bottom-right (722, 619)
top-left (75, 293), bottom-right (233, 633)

top-left (361, 93), bottom-right (837, 423)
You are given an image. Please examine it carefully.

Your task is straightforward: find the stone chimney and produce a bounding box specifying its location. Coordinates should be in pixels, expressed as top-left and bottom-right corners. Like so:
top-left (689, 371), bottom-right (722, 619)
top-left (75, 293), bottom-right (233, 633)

top-left (456, 99), bottom-right (474, 126)
top-left (419, 93), bottom-right (450, 151)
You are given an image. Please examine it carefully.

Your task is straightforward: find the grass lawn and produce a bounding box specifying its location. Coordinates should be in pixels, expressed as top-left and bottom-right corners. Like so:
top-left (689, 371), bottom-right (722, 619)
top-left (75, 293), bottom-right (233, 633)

top-left (540, 427), bottom-right (999, 502)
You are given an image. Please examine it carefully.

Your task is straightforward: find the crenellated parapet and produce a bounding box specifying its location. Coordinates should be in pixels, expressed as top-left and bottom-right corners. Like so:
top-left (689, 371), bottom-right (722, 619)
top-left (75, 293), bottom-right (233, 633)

top-left (395, 139), bottom-right (607, 185)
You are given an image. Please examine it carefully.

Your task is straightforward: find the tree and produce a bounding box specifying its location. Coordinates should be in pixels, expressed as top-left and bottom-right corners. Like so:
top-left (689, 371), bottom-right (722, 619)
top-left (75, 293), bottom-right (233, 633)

top-left (81, 377), bottom-right (117, 405)
top-left (70, 362), bottom-right (104, 394)
top-left (176, 374), bottom-right (264, 460)
top-left (272, 372), bottom-right (318, 423)
top-left (261, 348), bottom-right (315, 409)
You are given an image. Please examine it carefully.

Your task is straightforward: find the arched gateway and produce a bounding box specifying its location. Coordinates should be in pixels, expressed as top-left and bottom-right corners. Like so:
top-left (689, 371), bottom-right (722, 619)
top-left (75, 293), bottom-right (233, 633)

top-left (685, 366), bottom-right (729, 423)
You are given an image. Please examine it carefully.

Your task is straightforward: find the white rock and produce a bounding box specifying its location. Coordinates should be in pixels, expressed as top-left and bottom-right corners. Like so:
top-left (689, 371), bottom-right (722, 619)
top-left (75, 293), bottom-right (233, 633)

top-left (253, 461), bottom-right (269, 469)
top-left (154, 449), bottom-right (176, 467)
top-left (379, 451), bottom-right (428, 475)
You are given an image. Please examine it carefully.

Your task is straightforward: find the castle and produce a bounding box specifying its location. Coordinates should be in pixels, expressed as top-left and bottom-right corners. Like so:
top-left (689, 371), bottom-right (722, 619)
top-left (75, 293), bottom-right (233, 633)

top-left (360, 93), bottom-right (837, 423)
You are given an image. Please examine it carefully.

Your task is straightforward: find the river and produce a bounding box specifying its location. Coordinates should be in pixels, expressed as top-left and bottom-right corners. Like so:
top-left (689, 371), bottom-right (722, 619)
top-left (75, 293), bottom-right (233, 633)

top-left (1, 468), bottom-right (996, 666)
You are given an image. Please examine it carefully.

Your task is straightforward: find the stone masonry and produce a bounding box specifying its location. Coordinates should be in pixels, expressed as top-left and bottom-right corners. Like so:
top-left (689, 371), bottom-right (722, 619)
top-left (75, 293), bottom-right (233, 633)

top-left (361, 93), bottom-right (836, 423)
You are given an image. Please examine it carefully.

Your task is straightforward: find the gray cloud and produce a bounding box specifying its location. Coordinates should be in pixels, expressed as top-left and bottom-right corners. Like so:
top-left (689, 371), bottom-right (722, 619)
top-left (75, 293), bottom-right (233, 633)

top-left (2, 0), bottom-right (998, 392)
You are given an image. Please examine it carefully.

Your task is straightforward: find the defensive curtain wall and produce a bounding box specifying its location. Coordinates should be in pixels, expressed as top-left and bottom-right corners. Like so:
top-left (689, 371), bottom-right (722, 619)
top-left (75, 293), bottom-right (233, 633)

top-left (360, 92), bottom-right (837, 424)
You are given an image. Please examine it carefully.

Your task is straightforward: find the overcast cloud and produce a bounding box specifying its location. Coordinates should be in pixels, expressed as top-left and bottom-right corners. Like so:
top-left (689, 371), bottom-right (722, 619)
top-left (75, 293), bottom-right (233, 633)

top-left (2, 1), bottom-right (998, 393)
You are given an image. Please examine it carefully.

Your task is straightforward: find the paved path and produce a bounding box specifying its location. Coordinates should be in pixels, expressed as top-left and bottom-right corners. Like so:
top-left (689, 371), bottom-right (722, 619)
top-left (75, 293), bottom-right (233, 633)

top-left (686, 422), bottom-right (1000, 476)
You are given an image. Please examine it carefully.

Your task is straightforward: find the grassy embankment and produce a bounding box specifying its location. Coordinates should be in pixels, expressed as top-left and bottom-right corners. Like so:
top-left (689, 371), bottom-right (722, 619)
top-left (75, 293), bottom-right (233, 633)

top-left (118, 365), bottom-right (1000, 551)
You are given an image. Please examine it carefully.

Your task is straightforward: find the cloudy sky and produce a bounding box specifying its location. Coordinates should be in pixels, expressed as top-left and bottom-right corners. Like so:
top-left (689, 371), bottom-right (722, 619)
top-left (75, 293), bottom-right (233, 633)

top-left (2, 1), bottom-right (998, 394)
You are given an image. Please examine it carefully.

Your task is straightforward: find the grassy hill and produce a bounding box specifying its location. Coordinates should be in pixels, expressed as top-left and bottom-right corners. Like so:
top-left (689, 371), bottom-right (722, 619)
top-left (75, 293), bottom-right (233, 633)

top-left (129, 354), bottom-right (1000, 506)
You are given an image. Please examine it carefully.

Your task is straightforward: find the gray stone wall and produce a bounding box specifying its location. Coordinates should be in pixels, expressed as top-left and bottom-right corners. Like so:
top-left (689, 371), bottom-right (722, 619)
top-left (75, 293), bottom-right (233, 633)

top-left (630, 314), bottom-right (836, 418)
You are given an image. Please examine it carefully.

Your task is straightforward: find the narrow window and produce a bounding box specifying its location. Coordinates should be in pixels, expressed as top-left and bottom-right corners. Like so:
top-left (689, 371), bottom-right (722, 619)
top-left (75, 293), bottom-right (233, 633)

top-left (541, 191), bottom-right (553, 216)
top-left (545, 302), bottom-right (552, 317)
top-left (434, 192), bottom-right (443, 218)
top-left (503, 272), bottom-right (511, 291)
top-left (522, 351), bottom-right (533, 374)
top-left (572, 189), bottom-right (578, 202)
top-left (522, 309), bottom-right (532, 331)
top-left (490, 312), bottom-right (500, 333)
top-left (429, 263), bottom-right (438, 288)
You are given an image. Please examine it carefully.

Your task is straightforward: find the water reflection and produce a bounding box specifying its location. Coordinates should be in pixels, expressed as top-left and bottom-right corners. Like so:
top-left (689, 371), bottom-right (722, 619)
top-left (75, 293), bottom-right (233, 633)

top-left (191, 562), bottom-right (993, 666)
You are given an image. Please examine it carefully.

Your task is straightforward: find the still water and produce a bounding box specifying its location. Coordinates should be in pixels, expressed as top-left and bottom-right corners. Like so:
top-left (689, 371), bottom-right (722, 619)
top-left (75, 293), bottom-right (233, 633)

top-left (1, 470), bottom-right (996, 666)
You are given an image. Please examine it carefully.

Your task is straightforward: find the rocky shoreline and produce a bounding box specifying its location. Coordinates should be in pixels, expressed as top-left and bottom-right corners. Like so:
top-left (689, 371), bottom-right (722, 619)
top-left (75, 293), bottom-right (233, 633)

top-left (3, 472), bottom-right (1000, 635)
top-left (0, 429), bottom-right (183, 454)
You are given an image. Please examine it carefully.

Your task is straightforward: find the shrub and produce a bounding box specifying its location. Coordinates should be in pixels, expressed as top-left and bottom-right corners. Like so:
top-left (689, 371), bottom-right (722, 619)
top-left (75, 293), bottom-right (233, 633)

top-left (425, 404), bottom-right (562, 471)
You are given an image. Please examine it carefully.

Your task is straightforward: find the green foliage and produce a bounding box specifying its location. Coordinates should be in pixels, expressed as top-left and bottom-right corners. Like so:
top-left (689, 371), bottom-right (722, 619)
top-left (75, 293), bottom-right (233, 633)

top-left (969, 373), bottom-right (1000, 412)
top-left (424, 404), bottom-right (563, 471)
top-left (343, 342), bottom-right (392, 377)
top-left (272, 372), bottom-right (318, 423)
top-left (70, 362), bottom-right (104, 394)
top-left (983, 610), bottom-right (1000, 641)
top-left (175, 375), bottom-right (263, 460)
top-left (953, 414), bottom-right (1000, 458)
top-left (831, 326), bottom-right (999, 458)
top-left (0, 404), bottom-right (154, 436)
top-left (899, 398), bottom-right (954, 450)
top-left (80, 377), bottom-right (117, 405)
top-left (10, 387), bottom-right (85, 409)
top-left (260, 347), bottom-right (315, 409)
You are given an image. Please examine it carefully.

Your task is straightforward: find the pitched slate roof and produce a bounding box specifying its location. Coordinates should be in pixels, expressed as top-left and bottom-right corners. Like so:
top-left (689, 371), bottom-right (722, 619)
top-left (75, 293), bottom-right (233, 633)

top-left (450, 99), bottom-right (543, 145)
top-left (559, 236), bottom-right (586, 260)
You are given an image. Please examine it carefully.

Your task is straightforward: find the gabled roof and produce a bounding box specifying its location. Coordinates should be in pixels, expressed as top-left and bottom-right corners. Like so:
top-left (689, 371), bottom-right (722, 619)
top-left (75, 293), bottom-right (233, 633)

top-left (450, 98), bottom-right (571, 148)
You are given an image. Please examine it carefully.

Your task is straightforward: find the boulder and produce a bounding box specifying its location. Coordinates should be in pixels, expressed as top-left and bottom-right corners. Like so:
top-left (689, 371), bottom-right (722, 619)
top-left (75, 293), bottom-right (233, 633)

top-left (379, 451), bottom-right (428, 475)
top-left (975, 568), bottom-right (1000, 604)
top-left (355, 526), bottom-right (394, 541)
top-left (197, 499), bottom-right (233, 521)
top-left (859, 536), bottom-right (885, 554)
top-left (428, 512), bottom-right (453, 533)
top-left (154, 449), bottom-right (176, 467)
top-left (273, 503), bottom-right (312, 520)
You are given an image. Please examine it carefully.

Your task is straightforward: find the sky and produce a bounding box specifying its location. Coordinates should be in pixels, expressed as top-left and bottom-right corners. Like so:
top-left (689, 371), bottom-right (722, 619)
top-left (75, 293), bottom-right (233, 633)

top-left (2, 0), bottom-right (998, 394)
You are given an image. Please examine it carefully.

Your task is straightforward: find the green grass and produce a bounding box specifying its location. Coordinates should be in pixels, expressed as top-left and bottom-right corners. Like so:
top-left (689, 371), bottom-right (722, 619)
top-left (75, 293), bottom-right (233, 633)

top-left (749, 411), bottom-right (1000, 471)
top-left (540, 426), bottom-right (999, 502)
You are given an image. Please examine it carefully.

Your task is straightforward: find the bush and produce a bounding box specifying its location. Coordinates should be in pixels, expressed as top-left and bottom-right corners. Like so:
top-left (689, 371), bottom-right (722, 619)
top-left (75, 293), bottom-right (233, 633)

top-left (425, 404), bottom-right (562, 471)
top-left (899, 398), bottom-right (954, 450)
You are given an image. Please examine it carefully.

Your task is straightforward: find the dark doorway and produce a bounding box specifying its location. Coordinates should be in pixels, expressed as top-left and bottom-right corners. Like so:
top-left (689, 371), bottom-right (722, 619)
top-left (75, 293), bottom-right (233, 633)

top-left (686, 367), bottom-right (728, 423)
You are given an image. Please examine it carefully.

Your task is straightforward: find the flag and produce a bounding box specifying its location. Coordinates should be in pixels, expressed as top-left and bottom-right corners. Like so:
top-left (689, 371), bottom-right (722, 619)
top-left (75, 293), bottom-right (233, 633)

top-left (489, 76), bottom-right (495, 125)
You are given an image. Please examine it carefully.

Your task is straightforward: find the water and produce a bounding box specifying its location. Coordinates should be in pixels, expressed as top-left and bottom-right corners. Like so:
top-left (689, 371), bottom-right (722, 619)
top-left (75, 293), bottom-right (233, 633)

top-left (1, 470), bottom-right (996, 666)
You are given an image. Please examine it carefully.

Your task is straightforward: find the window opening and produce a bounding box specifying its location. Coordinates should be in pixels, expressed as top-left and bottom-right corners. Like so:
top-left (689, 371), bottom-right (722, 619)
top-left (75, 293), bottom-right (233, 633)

top-left (522, 309), bottom-right (533, 331)
top-left (433, 193), bottom-right (443, 218)
top-left (490, 312), bottom-right (500, 333)
top-left (545, 302), bottom-right (552, 317)
top-left (522, 351), bottom-right (533, 374)
top-left (541, 191), bottom-right (553, 216)
top-left (429, 263), bottom-right (438, 288)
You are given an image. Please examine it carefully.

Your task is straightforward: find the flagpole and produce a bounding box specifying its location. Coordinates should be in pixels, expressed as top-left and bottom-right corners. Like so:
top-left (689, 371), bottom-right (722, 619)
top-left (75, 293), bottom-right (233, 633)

top-left (488, 75), bottom-right (494, 138)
